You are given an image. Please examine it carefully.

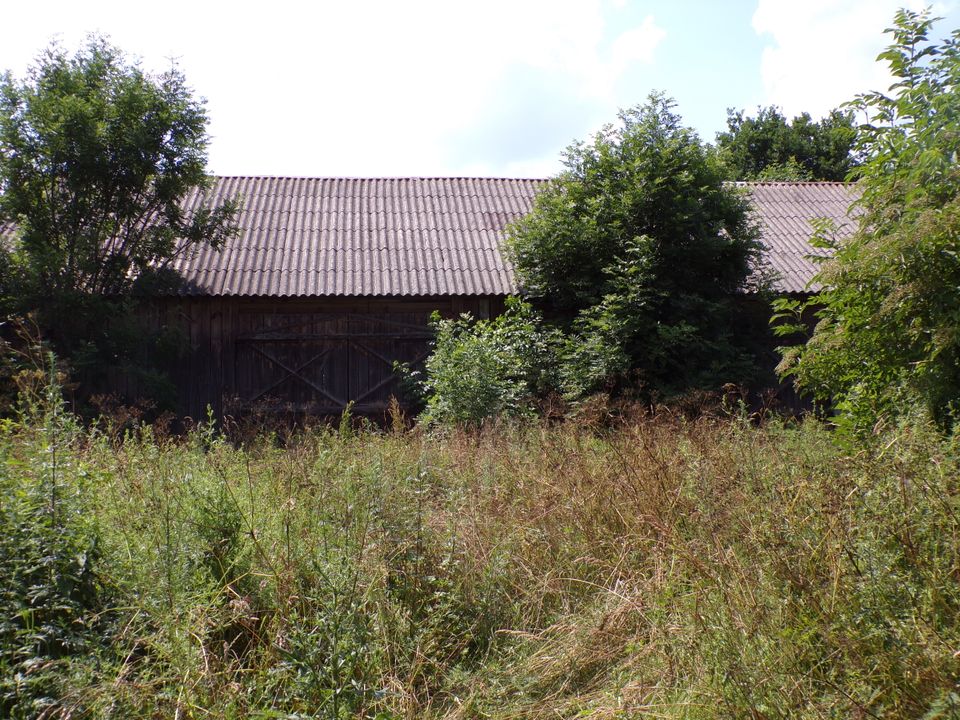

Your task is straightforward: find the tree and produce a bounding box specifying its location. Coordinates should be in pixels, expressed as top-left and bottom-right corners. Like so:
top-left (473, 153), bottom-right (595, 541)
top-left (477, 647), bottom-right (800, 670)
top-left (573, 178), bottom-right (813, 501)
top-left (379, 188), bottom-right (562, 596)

top-left (508, 94), bottom-right (762, 398)
top-left (0, 37), bottom-right (238, 406)
top-left (716, 105), bottom-right (860, 181)
top-left (0, 36), bottom-right (238, 301)
top-left (775, 9), bottom-right (960, 431)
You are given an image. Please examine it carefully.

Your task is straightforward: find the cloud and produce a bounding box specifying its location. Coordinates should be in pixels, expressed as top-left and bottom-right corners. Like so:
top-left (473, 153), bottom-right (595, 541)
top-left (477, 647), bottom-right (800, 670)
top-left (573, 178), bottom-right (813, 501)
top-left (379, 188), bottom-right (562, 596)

top-left (0, 0), bottom-right (666, 176)
top-left (752, 0), bottom-right (945, 118)
top-left (611, 16), bottom-right (667, 72)
top-left (441, 7), bottom-right (666, 175)
top-left (441, 65), bottom-right (596, 175)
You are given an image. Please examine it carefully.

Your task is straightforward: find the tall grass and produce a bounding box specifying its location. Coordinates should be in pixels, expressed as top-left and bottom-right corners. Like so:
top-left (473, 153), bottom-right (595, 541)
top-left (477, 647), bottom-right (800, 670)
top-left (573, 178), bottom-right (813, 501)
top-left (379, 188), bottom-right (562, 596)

top-left (1, 404), bottom-right (959, 718)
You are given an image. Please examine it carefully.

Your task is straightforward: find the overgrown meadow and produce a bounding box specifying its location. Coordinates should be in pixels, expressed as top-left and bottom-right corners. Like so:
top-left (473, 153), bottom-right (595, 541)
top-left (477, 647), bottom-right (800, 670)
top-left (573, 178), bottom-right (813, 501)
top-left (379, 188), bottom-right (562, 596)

top-left (2, 385), bottom-right (959, 719)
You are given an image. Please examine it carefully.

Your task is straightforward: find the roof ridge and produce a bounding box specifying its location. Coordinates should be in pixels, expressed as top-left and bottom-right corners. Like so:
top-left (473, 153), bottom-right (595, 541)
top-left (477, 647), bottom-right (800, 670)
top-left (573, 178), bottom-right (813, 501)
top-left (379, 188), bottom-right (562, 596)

top-left (206, 175), bottom-right (857, 189)
top-left (733, 180), bottom-right (856, 186)
top-left (209, 174), bottom-right (549, 182)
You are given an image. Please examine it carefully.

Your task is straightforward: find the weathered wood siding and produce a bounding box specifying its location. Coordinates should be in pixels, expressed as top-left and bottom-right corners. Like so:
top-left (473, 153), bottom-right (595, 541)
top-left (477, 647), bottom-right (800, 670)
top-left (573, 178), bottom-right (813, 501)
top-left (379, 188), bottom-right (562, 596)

top-left (134, 295), bottom-right (503, 420)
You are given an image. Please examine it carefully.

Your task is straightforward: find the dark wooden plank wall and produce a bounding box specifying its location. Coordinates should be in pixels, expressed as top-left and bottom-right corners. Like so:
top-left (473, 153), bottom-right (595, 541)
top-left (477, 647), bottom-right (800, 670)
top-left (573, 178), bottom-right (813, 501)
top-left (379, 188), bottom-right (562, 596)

top-left (136, 295), bottom-right (502, 420)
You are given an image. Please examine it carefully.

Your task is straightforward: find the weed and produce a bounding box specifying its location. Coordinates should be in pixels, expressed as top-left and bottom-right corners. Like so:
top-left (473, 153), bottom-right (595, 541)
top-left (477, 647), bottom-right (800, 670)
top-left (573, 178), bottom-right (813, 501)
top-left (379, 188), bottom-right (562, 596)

top-left (1, 396), bottom-right (959, 717)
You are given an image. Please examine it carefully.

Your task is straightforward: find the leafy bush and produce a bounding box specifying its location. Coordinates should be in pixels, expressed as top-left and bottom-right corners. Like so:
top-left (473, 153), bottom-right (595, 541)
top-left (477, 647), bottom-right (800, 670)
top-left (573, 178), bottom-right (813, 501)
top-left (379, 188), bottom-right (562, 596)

top-left (0, 36), bottom-right (238, 299)
top-left (418, 298), bottom-right (560, 426)
top-left (416, 97), bottom-right (766, 419)
top-left (777, 9), bottom-right (960, 433)
top-left (508, 94), bottom-right (762, 400)
top-left (558, 238), bottom-right (757, 399)
top-left (0, 368), bottom-right (107, 718)
top-left (0, 36), bottom-right (238, 414)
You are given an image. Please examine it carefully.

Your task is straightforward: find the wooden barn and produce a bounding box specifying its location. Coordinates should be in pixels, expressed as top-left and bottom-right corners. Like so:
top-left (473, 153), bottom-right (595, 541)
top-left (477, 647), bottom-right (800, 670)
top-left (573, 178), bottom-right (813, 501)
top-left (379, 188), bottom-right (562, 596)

top-left (139, 177), bottom-right (858, 419)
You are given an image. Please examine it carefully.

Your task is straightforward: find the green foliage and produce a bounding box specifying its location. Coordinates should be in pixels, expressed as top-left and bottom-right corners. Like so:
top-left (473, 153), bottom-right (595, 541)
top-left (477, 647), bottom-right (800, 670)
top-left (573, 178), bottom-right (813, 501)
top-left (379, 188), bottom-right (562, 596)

top-left (418, 298), bottom-right (560, 426)
top-left (508, 94), bottom-right (762, 398)
top-left (0, 365), bottom-right (107, 718)
top-left (2, 392), bottom-right (960, 717)
top-left (559, 237), bottom-right (759, 398)
top-left (776, 9), bottom-right (960, 432)
top-left (0, 36), bottom-right (238, 299)
top-left (716, 105), bottom-right (860, 181)
top-left (0, 363), bottom-right (959, 718)
top-left (0, 36), bottom-right (238, 411)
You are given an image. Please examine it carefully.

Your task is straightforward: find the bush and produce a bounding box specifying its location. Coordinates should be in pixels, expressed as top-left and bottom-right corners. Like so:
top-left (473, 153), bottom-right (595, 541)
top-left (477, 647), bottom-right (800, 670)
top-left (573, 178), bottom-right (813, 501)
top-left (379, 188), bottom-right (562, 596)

top-left (0, 36), bottom-right (237, 414)
top-left (507, 94), bottom-right (762, 400)
top-left (777, 10), bottom-right (960, 433)
top-left (418, 298), bottom-right (560, 426)
top-left (0, 367), bottom-right (108, 718)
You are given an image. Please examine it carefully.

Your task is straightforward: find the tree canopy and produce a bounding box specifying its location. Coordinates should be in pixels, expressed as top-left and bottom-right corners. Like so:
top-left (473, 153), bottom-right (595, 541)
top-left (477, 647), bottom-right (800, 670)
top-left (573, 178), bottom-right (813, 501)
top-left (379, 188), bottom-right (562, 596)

top-left (716, 105), bottom-right (860, 181)
top-left (0, 37), bottom-right (239, 408)
top-left (0, 36), bottom-right (238, 301)
top-left (507, 94), bottom-right (762, 397)
top-left (776, 9), bottom-right (960, 431)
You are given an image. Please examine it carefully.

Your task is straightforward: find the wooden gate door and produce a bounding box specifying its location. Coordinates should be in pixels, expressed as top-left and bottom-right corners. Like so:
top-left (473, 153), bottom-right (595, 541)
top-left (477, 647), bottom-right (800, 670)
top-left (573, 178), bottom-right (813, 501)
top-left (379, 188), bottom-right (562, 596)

top-left (234, 312), bottom-right (433, 415)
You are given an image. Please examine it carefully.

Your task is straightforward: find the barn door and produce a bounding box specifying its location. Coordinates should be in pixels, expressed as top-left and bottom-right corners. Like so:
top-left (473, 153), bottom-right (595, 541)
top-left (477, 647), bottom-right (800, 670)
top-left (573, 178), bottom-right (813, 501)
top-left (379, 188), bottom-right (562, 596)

top-left (234, 313), bottom-right (433, 415)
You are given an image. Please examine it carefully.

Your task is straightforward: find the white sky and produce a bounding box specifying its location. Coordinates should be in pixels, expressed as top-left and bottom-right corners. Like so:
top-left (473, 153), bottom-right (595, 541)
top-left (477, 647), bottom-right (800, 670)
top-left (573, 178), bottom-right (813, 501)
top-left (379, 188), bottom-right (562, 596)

top-left (1, 0), bottom-right (956, 177)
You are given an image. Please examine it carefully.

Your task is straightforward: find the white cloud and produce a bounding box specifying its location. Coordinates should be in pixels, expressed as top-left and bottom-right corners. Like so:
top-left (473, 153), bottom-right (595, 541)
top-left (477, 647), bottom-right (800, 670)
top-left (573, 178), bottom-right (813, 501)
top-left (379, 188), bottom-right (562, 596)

top-left (0, 0), bottom-right (665, 176)
top-left (611, 16), bottom-right (666, 67)
top-left (752, 0), bottom-right (949, 118)
top-left (607, 16), bottom-right (668, 92)
top-left (435, 6), bottom-right (665, 173)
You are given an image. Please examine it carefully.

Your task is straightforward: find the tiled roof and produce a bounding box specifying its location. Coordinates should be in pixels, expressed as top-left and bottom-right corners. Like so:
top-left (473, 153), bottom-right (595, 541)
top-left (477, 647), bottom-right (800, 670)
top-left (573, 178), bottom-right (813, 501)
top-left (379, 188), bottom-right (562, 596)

top-left (170, 176), bottom-right (537, 297)
top-left (2, 177), bottom-right (861, 297)
top-left (744, 181), bottom-right (861, 294)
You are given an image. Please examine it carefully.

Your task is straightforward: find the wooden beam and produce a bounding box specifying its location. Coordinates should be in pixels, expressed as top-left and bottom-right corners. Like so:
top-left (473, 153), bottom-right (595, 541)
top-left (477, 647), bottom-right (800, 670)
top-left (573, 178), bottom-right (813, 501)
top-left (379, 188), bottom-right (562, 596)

top-left (246, 346), bottom-right (334, 404)
top-left (351, 340), bottom-right (399, 369)
top-left (350, 349), bottom-right (430, 405)
top-left (248, 344), bottom-right (347, 408)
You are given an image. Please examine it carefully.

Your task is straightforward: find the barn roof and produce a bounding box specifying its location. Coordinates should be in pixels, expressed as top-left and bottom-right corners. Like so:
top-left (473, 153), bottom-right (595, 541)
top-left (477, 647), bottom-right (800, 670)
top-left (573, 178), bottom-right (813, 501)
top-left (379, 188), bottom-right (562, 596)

top-left (2, 177), bottom-right (861, 297)
top-left (171, 176), bottom-right (537, 297)
top-left (169, 176), bottom-right (860, 297)
top-left (745, 181), bottom-right (860, 293)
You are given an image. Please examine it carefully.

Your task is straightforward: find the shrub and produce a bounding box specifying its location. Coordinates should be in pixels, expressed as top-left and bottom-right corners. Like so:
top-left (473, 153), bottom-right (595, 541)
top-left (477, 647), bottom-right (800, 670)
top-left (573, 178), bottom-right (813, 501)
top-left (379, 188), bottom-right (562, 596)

top-left (777, 10), bottom-right (960, 433)
top-left (418, 298), bottom-right (560, 426)
top-left (507, 94), bottom-right (762, 399)
top-left (0, 365), bottom-right (108, 718)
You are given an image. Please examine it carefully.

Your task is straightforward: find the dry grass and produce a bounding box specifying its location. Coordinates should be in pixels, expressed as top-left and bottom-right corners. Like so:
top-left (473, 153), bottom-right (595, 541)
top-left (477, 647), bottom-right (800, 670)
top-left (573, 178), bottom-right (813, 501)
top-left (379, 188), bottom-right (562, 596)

top-left (2, 408), bottom-right (959, 718)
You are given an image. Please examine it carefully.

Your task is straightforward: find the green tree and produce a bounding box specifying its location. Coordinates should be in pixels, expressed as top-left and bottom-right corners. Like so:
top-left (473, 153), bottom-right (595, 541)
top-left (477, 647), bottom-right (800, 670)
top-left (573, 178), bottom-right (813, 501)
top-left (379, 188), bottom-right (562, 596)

top-left (0, 37), bottom-right (238, 300)
top-left (776, 9), bottom-right (960, 431)
top-left (508, 94), bottom-right (762, 397)
top-left (716, 105), bottom-right (860, 181)
top-left (0, 37), bottom-right (238, 407)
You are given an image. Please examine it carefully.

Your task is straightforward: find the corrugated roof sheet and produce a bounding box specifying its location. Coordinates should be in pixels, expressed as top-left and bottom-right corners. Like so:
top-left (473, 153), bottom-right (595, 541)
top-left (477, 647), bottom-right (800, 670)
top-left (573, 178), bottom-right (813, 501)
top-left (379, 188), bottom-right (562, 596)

top-left (170, 176), bottom-right (538, 297)
top-left (743, 181), bottom-right (861, 294)
top-left (1, 177), bottom-right (861, 297)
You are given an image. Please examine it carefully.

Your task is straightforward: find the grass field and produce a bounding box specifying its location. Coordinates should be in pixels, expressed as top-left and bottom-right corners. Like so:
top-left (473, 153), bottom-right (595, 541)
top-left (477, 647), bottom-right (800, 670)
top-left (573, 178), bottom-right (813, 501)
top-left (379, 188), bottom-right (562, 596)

top-left (2, 397), bottom-right (959, 718)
